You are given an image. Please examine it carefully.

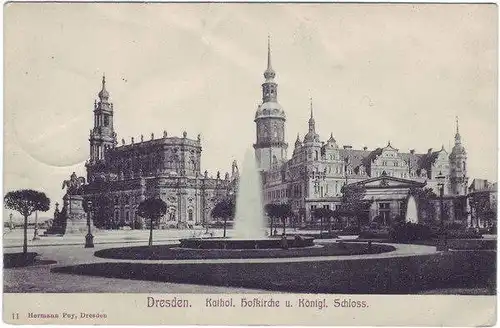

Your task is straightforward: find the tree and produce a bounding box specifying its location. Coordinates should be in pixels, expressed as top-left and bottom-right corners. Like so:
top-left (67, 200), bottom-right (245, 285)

top-left (211, 198), bottom-right (235, 238)
top-left (409, 187), bottom-right (437, 225)
top-left (89, 194), bottom-right (114, 229)
top-left (469, 192), bottom-right (495, 228)
top-left (265, 203), bottom-right (278, 236)
top-left (340, 185), bottom-right (372, 228)
top-left (265, 203), bottom-right (294, 235)
top-left (312, 207), bottom-right (335, 235)
top-left (4, 189), bottom-right (50, 254)
top-left (137, 198), bottom-right (167, 246)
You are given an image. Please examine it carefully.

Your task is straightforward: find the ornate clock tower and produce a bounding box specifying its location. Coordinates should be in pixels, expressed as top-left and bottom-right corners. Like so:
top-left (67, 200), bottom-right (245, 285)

top-left (253, 37), bottom-right (288, 171)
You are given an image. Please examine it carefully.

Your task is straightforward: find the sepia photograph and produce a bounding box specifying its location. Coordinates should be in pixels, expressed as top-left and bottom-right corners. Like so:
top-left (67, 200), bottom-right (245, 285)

top-left (2, 2), bottom-right (497, 325)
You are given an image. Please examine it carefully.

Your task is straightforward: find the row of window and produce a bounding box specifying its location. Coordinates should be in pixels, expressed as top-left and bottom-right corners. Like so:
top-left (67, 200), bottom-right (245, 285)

top-left (309, 202), bottom-right (405, 216)
top-left (111, 156), bottom-right (198, 172)
top-left (310, 204), bottom-right (342, 211)
top-left (265, 188), bottom-right (290, 201)
top-left (113, 208), bottom-right (195, 222)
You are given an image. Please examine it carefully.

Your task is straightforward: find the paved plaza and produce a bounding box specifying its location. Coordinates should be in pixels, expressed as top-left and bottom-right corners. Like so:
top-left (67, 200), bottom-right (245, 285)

top-left (3, 228), bottom-right (271, 293)
top-left (4, 228), bottom-right (495, 294)
top-left (4, 227), bottom-right (351, 293)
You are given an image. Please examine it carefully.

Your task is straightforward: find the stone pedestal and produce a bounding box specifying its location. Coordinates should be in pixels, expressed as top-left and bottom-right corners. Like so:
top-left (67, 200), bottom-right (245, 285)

top-left (63, 194), bottom-right (88, 234)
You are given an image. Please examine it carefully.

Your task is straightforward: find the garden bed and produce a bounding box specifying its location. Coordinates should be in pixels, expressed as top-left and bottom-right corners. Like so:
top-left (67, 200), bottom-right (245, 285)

top-left (94, 242), bottom-right (395, 260)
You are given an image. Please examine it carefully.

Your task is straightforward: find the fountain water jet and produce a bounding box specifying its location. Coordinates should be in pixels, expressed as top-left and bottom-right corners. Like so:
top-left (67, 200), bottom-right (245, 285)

top-left (232, 149), bottom-right (266, 239)
top-left (179, 149), bottom-right (315, 249)
top-left (405, 195), bottom-right (419, 224)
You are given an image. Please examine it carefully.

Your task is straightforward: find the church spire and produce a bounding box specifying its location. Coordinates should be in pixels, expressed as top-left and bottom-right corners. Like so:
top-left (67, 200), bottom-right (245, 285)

top-left (267, 35), bottom-right (272, 70)
top-left (303, 97), bottom-right (319, 143)
top-left (308, 97), bottom-right (315, 133)
top-left (261, 36), bottom-right (278, 103)
top-left (263, 35), bottom-right (276, 81)
top-left (455, 116), bottom-right (461, 144)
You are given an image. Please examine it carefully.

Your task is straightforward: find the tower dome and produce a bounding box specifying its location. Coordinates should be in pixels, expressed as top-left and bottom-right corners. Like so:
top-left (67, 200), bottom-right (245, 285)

top-left (450, 117), bottom-right (466, 157)
top-left (98, 75), bottom-right (109, 101)
top-left (255, 101), bottom-right (286, 120)
top-left (326, 133), bottom-right (338, 148)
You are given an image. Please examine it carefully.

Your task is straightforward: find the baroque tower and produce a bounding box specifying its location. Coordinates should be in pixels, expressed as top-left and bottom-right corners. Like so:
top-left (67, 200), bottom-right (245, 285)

top-left (253, 37), bottom-right (288, 171)
top-left (303, 98), bottom-right (322, 161)
top-left (449, 117), bottom-right (468, 195)
top-left (86, 75), bottom-right (117, 181)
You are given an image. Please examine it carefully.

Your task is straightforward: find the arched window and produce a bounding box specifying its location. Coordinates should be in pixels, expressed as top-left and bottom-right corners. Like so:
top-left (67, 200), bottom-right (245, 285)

top-left (315, 150), bottom-right (319, 160)
top-left (188, 209), bottom-right (193, 221)
top-left (168, 208), bottom-right (176, 221)
top-left (463, 161), bottom-right (466, 171)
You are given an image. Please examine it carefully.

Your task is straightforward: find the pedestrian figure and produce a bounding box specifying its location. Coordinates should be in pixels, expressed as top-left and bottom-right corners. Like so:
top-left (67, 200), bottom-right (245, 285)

top-left (280, 234), bottom-right (288, 250)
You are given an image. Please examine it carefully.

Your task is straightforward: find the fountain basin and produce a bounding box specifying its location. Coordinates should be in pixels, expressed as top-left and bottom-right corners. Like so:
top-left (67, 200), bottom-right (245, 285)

top-left (179, 236), bottom-right (315, 249)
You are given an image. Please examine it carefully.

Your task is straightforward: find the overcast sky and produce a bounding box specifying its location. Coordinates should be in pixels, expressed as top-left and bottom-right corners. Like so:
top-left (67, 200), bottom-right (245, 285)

top-left (4, 3), bottom-right (497, 216)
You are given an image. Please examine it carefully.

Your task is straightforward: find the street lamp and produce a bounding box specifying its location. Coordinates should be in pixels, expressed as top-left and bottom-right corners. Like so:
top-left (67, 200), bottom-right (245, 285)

top-left (32, 210), bottom-right (40, 241)
top-left (435, 171), bottom-right (448, 251)
top-left (85, 200), bottom-right (94, 248)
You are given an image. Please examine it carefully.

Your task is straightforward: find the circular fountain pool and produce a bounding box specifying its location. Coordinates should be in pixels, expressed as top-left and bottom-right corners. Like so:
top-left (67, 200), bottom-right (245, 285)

top-left (179, 236), bottom-right (315, 249)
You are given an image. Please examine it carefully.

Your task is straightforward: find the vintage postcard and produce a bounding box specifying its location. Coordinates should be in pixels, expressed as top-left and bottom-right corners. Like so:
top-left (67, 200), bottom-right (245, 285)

top-left (2, 2), bottom-right (497, 326)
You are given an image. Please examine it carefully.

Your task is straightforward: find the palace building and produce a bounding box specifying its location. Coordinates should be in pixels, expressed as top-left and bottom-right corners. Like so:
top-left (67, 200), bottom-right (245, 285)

top-left (255, 39), bottom-right (469, 226)
top-left (83, 76), bottom-right (237, 228)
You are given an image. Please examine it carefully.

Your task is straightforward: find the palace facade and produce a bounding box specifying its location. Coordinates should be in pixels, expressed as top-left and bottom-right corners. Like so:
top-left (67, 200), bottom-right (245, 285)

top-left (255, 40), bottom-right (469, 226)
top-left (83, 77), bottom-right (238, 228)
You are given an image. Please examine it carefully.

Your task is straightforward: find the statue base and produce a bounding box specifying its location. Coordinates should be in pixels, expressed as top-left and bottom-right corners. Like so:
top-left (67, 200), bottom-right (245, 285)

top-left (62, 194), bottom-right (88, 235)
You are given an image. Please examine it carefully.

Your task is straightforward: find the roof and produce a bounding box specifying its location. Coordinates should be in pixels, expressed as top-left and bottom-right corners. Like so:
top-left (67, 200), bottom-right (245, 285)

top-left (339, 148), bottom-right (372, 168)
top-left (469, 178), bottom-right (498, 193)
top-left (336, 146), bottom-right (443, 176)
top-left (255, 102), bottom-right (286, 120)
top-left (345, 173), bottom-right (427, 189)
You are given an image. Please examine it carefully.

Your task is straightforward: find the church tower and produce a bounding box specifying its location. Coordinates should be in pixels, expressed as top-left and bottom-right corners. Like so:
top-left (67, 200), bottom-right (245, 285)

top-left (449, 117), bottom-right (468, 195)
top-left (253, 37), bottom-right (288, 171)
top-left (86, 75), bottom-right (117, 181)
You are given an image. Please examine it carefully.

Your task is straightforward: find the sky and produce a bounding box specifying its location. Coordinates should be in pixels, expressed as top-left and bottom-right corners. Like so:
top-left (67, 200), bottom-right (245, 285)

top-left (3, 3), bottom-right (498, 218)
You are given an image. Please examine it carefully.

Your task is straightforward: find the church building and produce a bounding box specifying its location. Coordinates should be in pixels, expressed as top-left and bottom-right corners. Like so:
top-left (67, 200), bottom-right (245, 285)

top-left (83, 76), bottom-right (237, 228)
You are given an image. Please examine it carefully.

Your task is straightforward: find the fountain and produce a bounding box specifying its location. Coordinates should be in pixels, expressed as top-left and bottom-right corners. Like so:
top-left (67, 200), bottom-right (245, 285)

top-left (179, 149), bottom-right (314, 249)
top-left (405, 195), bottom-right (419, 224)
top-left (233, 149), bottom-right (266, 239)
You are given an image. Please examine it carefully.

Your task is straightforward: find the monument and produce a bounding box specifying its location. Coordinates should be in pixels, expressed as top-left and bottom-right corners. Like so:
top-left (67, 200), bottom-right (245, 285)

top-left (61, 172), bottom-right (88, 233)
top-left (44, 172), bottom-right (89, 235)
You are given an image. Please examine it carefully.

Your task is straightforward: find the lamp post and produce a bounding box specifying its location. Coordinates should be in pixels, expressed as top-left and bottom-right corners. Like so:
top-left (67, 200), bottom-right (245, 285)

top-left (436, 171), bottom-right (448, 251)
top-left (32, 210), bottom-right (39, 240)
top-left (85, 200), bottom-right (94, 248)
